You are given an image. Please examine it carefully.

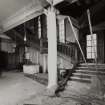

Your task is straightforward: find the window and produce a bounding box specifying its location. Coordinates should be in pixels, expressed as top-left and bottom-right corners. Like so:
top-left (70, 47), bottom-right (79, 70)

top-left (59, 19), bottom-right (65, 43)
top-left (38, 16), bottom-right (41, 39)
top-left (86, 34), bottom-right (97, 59)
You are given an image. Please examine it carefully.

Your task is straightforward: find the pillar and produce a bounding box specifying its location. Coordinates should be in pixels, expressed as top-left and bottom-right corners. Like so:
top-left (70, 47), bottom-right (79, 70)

top-left (47, 8), bottom-right (58, 91)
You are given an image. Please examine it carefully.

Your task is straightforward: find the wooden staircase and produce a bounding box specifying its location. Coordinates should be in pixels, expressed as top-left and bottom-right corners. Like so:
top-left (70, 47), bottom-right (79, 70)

top-left (70, 63), bottom-right (105, 83)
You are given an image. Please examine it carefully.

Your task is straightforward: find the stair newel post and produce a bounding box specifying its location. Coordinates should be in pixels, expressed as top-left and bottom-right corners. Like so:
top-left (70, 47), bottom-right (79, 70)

top-left (46, 6), bottom-right (58, 95)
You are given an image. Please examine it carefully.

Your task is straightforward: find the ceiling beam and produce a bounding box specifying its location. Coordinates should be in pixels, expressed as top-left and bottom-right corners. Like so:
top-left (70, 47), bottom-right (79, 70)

top-left (2, 3), bottom-right (44, 32)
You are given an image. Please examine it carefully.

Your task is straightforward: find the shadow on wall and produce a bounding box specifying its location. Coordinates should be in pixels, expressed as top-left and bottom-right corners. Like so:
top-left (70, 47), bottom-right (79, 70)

top-left (39, 66), bottom-right (48, 73)
top-left (0, 51), bottom-right (8, 70)
top-left (39, 66), bottom-right (43, 73)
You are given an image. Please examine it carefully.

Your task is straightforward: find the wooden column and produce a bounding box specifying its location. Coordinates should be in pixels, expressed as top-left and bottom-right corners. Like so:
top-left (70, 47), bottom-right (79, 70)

top-left (47, 8), bottom-right (58, 93)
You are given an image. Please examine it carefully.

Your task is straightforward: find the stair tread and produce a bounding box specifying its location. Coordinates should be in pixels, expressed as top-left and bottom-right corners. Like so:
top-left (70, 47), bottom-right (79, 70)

top-left (79, 63), bottom-right (105, 66)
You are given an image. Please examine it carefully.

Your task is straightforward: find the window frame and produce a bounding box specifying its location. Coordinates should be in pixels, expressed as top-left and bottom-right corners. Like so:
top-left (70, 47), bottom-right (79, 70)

top-left (86, 34), bottom-right (97, 59)
top-left (58, 19), bottom-right (65, 43)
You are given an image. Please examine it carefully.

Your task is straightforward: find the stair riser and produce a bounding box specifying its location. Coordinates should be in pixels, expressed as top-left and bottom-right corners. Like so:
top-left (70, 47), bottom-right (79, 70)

top-left (72, 74), bottom-right (91, 79)
top-left (76, 71), bottom-right (105, 75)
top-left (70, 78), bottom-right (91, 83)
top-left (76, 67), bottom-right (105, 71)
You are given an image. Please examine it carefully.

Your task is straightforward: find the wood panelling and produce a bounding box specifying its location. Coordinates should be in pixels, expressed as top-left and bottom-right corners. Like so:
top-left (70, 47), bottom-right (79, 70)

top-left (78, 30), bottom-right (105, 63)
top-left (97, 31), bottom-right (105, 63)
top-left (65, 18), bottom-right (79, 43)
top-left (78, 31), bottom-right (87, 63)
top-left (34, 17), bottom-right (39, 39)
top-left (0, 51), bottom-right (8, 69)
top-left (40, 14), bottom-right (47, 39)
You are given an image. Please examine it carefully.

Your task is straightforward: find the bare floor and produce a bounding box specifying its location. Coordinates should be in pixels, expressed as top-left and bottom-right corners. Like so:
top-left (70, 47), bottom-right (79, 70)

top-left (0, 71), bottom-right (45, 105)
top-left (0, 72), bottom-right (84, 105)
top-left (0, 72), bottom-right (104, 105)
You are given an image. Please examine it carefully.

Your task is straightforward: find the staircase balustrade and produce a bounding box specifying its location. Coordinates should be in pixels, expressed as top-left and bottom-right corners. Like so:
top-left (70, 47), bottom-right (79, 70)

top-left (57, 42), bottom-right (78, 61)
top-left (40, 38), bottom-right (48, 53)
top-left (39, 39), bottom-right (78, 62)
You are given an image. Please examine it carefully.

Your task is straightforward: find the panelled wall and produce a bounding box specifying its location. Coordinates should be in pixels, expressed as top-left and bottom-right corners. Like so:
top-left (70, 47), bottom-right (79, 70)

top-left (0, 39), bottom-right (15, 53)
top-left (57, 17), bottom-right (79, 43)
top-left (41, 14), bottom-right (47, 39)
top-left (65, 18), bottom-right (78, 43)
top-left (97, 30), bottom-right (105, 63)
top-left (57, 17), bottom-right (79, 67)
top-left (25, 47), bottom-right (48, 72)
top-left (0, 38), bottom-right (17, 70)
top-left (0, 14), bottom-right (81, 71)
top-left (0, 13), bottom-right (48, 71)
top-left (79, 29), bottom-right (105, 63)
top-left (79, 30), bottom-right (87, 63)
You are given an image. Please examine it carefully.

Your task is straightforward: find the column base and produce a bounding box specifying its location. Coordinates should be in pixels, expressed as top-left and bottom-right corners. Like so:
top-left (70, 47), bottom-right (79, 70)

top-left (45, 84), bottom-right (58, 97)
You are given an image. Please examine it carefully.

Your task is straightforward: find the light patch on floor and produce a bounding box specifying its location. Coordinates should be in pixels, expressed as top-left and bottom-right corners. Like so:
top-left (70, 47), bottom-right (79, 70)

top-left (0, 72), bottom-right (45, 105)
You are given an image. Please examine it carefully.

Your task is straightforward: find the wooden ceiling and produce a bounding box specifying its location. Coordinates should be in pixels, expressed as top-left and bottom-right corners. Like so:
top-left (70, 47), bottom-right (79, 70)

top-left (56, 0), bottom-right (105, 28)
top-left (4, 0), bottom-right (105, 46)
